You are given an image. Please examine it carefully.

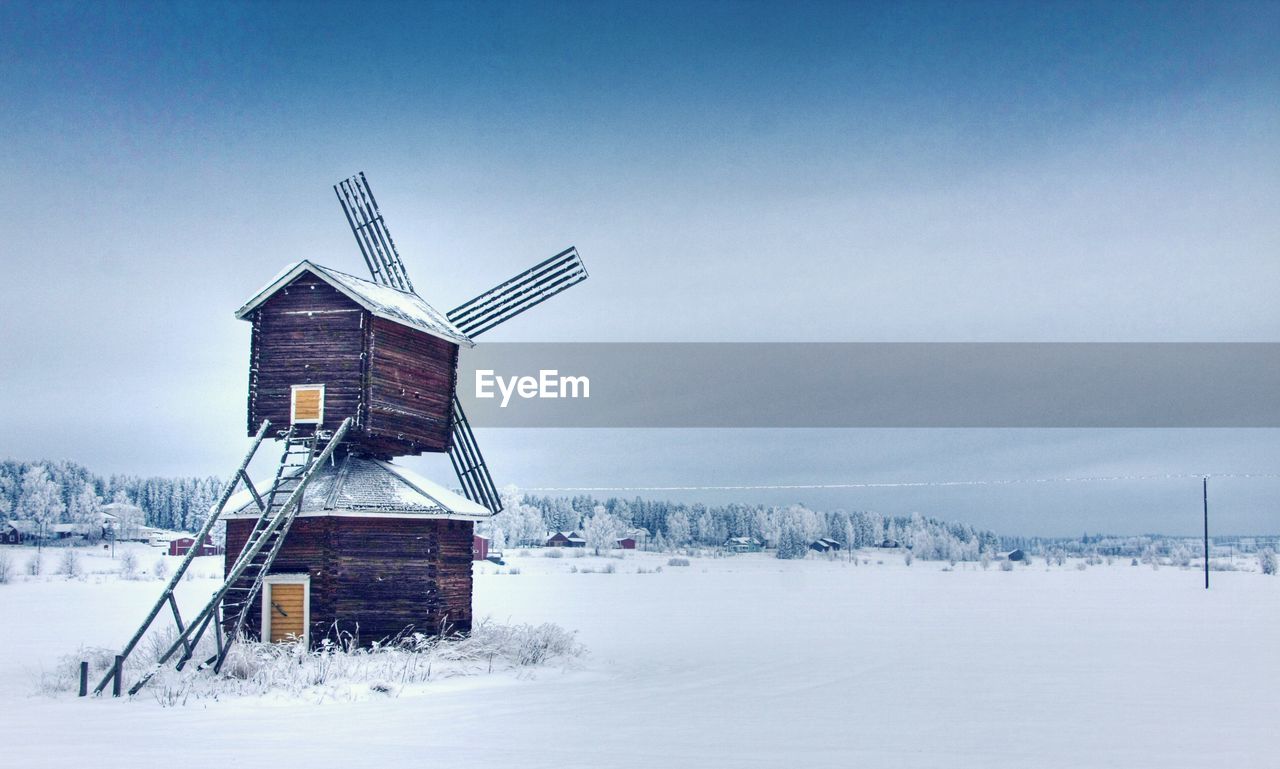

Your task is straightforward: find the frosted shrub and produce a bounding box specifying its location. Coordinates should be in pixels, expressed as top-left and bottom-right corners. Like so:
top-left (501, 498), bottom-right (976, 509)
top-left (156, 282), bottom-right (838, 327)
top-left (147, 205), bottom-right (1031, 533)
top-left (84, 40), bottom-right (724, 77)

top-left (903, 551), bottom-right (913, 567)
top-left (571, 548), bottom-right (586, 558)
top-left (543, 549), bottom-right (563, 559)
top-left (154, 558), bottom-right (170, 580)
top-left (64, 620), bottom-right (584, 705)
top-left (667, 557), bottom-right (690, 567)
top-left (1000, 560), bottom-right (1014, 572)
top-left (27, 554), bottom-right (42, 576)
top-left (980, 552), bottom-right (991, 570)
top-left (507, 567), bottom-right (521, 575)
top-left (1260, 548), bottom-right (1277, 575)
top-left (119, 550), bottom-right (138, 579)
top-left (0, 550), bottom-right (14, 584)
top-left (1076, 562), bottom-right (1087, 571)
top-left (58, 549), bottom-right (82, 578)
top-left (40, 620), bottom-right (585, 704)
top-left (602, 562), bottom-right (616, 574)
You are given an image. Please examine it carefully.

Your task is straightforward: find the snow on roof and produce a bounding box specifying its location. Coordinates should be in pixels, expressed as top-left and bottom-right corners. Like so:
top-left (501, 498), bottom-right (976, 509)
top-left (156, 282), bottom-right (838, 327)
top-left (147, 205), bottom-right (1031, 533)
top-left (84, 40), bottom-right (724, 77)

top-left (234, 261), bottom-right (474, 348)
top-left (51, 523), bottom-right (93, 534)
top-left (222, 455), bottom-right (491, 521)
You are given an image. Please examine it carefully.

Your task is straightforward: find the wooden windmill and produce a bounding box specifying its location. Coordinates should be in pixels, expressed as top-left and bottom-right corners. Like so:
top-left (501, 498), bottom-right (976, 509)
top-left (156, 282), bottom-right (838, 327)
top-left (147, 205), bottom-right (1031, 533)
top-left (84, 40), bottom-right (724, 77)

top-left (97, 173), bottom-right (587, 695)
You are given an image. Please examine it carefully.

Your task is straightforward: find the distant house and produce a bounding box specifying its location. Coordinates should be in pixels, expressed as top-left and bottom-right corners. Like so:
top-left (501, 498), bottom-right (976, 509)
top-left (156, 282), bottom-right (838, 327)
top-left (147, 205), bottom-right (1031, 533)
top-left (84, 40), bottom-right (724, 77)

top-left (168, 535), bottom-right (223, 557)
top-left (617, 528), bottom-right (649, 550)
top-left (809, 537), bottom-right (844, 553)
top-left (1, 520), bottom-right (38, 544)
top-left (1005, 548), bottom-right (1026, 562)
top-left (546, 531), bottom-right (586, 548)
top-left (723, 536), bottom-right (764, 553)
top-left (473, 534), bottom-right (490, 561)
top-left (51, 522), bottom-right (92, 539)
top-left (102, 502), bottom-right (148, 541)
top-left (878, 539), bottom-right (900, 549)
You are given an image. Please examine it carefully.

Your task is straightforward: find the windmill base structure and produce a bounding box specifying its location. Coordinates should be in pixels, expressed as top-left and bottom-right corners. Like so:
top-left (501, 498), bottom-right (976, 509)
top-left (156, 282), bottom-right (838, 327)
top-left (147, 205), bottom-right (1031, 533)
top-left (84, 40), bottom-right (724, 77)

top-left (93, 172), bottom-right (587, 695)
top-left (221, 456), bottom-right (490, 644)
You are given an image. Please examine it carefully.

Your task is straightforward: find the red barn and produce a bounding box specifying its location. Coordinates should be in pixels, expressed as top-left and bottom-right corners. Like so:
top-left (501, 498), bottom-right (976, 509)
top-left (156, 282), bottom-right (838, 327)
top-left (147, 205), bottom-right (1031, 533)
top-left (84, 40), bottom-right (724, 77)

top-left (473, 534), bottom-right (490, 562)
top-left (616, 537), bottom-right (637, 550)
top-left (169, 535), bottom-right (223, 557)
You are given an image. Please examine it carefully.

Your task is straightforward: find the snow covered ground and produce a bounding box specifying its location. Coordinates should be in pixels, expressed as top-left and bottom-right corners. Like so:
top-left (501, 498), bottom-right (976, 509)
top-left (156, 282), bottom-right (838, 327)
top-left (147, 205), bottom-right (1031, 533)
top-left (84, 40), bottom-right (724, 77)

top-left (0, 543), bottom-right (1276, 768)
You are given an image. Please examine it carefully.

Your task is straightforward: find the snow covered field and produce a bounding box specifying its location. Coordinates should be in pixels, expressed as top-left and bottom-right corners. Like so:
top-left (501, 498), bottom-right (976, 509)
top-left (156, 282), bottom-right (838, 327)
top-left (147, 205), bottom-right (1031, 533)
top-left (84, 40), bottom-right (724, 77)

top-left (0, 543), bottom-right (1276, 768)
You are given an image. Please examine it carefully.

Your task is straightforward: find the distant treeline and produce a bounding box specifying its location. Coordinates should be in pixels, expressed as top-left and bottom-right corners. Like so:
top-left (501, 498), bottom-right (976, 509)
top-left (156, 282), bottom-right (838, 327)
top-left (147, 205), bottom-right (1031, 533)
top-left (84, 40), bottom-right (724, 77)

top-left (0, 459), bottom-right (222, 533)
top-left (490, 491), bottom-right (1002, 560)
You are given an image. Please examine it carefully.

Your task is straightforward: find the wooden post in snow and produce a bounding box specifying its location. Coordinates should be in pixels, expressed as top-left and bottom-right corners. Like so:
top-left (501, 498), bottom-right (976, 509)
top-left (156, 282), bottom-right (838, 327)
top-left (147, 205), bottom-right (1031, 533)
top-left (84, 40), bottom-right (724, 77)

top-left (1203, 477), bottom-right (1210, 590)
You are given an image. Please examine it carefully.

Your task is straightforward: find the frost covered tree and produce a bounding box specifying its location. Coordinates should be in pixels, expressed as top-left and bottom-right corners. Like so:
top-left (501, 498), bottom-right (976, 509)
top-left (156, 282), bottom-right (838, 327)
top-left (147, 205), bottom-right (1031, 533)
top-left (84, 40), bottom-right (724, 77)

top-left (1260, 548), bottom-right (1277, 576)
top-left (119, 549), bottom-right (139, 579)
top-left (485, 486), bottom-right (547, 548)
top-left (666, 511), bottom-right (691, 547)
top-left (775, 510), bottom-right (809, 560)
top-left (582, 509), bottom-right (621, 554)
top-left (754, 507), bottom-right (779, 549)
top-left (17, 465), bottom-right (64, 539)
top-left (68, 482), bottom-right (102, 540)
top-left (694, 509), bottom-right (716, 545)
top-left (651, 530), bottom-right (668, 552)
top-left (544, 497), bottom-right (578, 533)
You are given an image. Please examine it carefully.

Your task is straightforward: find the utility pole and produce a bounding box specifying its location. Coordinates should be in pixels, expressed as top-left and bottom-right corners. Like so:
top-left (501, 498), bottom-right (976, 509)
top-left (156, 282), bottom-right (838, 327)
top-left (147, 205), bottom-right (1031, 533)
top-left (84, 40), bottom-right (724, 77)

top-left (1202, 476), bottom-right (1210, 590)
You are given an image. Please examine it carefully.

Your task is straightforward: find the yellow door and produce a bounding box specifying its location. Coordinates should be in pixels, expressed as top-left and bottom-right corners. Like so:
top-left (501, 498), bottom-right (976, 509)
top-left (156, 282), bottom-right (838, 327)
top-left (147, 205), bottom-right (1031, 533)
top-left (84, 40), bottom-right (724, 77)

top-left (266, 583), bottom-right (306, 642)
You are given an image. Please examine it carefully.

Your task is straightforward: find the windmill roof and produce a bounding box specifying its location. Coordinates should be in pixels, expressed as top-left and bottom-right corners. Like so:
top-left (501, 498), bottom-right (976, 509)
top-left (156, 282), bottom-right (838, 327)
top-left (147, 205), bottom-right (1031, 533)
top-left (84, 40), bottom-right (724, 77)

top-left (234, 260), bottom-right (474, 348)
top-left (222, 455), bottom-right (491, 521)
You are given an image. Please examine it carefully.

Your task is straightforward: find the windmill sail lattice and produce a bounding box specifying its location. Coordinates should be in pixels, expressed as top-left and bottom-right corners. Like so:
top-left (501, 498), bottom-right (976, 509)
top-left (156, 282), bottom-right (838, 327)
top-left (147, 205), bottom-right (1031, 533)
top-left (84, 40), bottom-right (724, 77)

top-left (446, 247), bottom-right (588, 338)
top-left (334, 172), bottom-right (415, 293)
top-left (331, 173), bottom-right (588, 515)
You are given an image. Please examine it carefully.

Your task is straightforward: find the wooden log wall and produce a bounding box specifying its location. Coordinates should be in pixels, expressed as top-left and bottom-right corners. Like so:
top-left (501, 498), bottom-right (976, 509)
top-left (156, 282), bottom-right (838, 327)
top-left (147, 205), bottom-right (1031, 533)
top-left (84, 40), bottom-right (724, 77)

top-left (365, 316), bottom-right (458, 454)
top-left (245, 272), bottom-right (459, 457)
top-left (224, 516), bottom-right (476, 646)
top-left (247, 274), bottom-right (366, 435)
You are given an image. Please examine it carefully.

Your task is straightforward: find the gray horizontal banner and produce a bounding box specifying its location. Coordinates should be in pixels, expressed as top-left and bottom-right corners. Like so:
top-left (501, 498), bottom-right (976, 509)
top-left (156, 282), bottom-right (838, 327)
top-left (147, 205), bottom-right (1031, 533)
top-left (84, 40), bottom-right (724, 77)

top-left (455, 343), bottom-right (1279, 427)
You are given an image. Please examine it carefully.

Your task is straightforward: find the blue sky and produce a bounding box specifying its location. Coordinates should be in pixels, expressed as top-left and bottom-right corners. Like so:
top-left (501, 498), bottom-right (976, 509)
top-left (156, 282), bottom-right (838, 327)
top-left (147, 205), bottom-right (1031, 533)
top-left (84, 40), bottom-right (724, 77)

top-left (1, 1), bottom-right (1277, 534)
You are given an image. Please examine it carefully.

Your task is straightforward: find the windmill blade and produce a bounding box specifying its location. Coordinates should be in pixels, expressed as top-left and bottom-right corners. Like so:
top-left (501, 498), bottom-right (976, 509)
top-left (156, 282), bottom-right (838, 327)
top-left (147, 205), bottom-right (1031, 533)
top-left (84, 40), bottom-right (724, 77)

top-left (447, 246), bottom-right (587, 338)
top-left (448, 396), bottom-right (503, 513)
top-left (334, 172), bottom-right (415, 293)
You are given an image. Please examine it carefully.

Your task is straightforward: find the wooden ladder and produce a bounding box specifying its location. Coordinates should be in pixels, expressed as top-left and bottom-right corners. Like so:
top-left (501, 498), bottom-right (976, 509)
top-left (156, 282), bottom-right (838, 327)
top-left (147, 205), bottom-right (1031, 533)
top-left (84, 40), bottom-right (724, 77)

top-left (211, 428), bottom-right (319, 670)
top-left (95, 418), bottom-right (351, 696)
